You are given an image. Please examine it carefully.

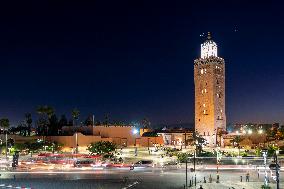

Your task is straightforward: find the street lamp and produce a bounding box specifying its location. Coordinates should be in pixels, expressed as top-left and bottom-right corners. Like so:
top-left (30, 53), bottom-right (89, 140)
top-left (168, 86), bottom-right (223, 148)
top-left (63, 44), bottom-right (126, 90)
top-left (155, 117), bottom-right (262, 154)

top-left (274, 150), bottom-right (280, 189)
top-left (147, 138), bottom-right (151, 155)
top-left (75, 132), bottom-right (79, 154)
top-left (5, 130), bottom-right (7, 160)
top-left (262, 149), bottom-right (268, 187)
top-left (132, 128), bottom-right (138, 156)
top-left (216, 146), bottom-right (221, 183)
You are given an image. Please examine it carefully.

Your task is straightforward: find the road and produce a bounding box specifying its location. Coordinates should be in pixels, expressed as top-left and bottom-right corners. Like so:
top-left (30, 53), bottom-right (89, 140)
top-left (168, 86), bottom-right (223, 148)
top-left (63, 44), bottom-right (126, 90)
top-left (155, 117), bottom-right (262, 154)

top-left (0, 166), bottom-right (282, 189)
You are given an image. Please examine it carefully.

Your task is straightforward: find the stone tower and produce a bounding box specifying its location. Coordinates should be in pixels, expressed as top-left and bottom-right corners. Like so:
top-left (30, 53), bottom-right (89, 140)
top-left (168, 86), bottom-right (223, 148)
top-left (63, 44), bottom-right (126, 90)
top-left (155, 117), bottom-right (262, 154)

top-left (194, 32), bottom-right (226, 146)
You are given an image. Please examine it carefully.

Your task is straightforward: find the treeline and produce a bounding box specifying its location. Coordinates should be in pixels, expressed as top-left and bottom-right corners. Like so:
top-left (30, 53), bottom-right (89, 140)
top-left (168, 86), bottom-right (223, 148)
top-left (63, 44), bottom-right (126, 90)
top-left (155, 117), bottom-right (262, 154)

top-left (0, 106), bottom-right (151, 137)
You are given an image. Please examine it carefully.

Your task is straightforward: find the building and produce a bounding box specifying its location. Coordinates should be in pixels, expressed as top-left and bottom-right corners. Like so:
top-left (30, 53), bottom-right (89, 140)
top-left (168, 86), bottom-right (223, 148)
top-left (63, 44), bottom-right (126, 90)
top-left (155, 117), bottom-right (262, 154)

top-left (157, 127), bottom-right (193, 147)
top-left (194, 32), bottom-right (226, 146)
top-left (47, 125), bottom-right (164, 152)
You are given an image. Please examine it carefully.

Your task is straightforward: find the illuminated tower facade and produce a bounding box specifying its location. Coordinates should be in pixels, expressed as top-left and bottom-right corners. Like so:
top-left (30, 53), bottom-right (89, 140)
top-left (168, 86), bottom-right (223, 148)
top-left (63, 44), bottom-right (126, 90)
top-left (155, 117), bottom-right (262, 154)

top-left (194, 32), bottom-right (226, 146)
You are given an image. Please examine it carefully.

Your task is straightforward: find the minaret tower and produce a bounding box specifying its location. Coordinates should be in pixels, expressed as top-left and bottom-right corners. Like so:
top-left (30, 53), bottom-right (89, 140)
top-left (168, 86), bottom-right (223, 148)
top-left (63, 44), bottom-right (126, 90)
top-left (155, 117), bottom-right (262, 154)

top-left (194, 32), bottom-right (226, 146)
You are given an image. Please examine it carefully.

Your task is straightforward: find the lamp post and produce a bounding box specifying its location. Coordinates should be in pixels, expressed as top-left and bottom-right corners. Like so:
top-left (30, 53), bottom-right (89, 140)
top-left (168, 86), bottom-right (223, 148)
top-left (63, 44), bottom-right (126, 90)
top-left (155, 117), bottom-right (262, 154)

top-left (147, 138), bottom-right (151, 155)
top-left (133, 128), bottom-right (138, 156)
top-left (5, 130), bottom-right (7, 159)
top-left (262, 149), bottom-right (268, 187)
top-left (147, 137), bottom-right (150, 150)
top-left (216, 146), bottom-right (221, 183)
top-left (274, 150), bottom-right (280, 189)
top-left (185, 154), bottom-right (188, 188)
top-left (75, 132), bottom-right (78, 154)
top-left (184, 131), bottom-right (187, 149)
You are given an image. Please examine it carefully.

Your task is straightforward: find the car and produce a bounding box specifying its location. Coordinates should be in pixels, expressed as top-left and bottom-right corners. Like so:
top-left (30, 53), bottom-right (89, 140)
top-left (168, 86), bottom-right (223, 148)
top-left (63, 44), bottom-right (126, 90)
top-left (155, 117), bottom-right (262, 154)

top-left (269, 163), bottom-right (280, 170)
top-left (133, 160), bottom-right (153, 168)
top-left (165, 161), bottom-right (178, 166)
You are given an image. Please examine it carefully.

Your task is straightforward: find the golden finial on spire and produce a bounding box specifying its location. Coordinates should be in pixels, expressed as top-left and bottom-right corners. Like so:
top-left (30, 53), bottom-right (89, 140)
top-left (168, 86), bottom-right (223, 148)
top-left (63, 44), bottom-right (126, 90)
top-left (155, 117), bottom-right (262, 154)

top-left (207, 32), bottom-right (211, 40)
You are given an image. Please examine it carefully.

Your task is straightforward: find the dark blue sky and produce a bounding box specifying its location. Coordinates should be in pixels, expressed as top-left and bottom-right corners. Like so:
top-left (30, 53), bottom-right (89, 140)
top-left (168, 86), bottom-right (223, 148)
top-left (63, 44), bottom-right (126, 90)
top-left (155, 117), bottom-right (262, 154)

top-left (0, 1), bottom-right (283, 125)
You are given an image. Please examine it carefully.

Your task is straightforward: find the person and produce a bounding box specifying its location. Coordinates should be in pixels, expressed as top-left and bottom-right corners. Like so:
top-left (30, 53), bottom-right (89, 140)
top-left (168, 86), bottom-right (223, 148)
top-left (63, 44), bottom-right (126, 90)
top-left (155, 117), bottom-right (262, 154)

top-left (199, 185), bottom-right (203, 189)
top-left (209, 174), bottom-right (212, 183)
top-left (216, 174), bottom-right (220, 183)
top-left (240, 175), bottom-right (242, 182)
top-left (246, 172), bottom-right (250, 182)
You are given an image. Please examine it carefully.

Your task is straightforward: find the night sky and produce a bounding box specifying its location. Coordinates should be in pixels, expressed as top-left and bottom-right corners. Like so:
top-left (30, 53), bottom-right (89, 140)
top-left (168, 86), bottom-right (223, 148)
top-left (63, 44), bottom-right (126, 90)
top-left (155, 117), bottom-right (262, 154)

top-left (0, 1), bottom-right (283, 126)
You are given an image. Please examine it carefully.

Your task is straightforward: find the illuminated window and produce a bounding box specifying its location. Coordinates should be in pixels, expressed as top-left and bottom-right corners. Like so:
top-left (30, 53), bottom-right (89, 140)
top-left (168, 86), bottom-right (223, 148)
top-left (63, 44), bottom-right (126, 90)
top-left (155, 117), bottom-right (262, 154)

top-left (201, 69), bottom-right (204, 74)
top-left (203, 104), bottom-right (206, 107)
top-left (202, 90), bottom-right (204, 94)
top-left (203, 110), bottom-right (206, 114)
top-left (220, 109), bottom-right (223, 113)
top-left (204, 89), bottom-right (207, 93)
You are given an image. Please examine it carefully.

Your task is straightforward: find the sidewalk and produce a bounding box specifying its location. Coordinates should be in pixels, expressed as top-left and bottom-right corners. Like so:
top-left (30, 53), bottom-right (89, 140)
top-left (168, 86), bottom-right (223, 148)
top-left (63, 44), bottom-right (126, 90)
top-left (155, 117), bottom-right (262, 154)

top-left (188, 181), bottom-right (276, 189)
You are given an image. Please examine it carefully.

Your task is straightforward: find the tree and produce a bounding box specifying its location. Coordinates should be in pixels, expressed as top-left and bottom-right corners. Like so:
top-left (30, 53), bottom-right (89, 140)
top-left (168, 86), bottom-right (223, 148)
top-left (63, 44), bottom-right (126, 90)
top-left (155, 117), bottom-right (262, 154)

top-left (233, 135), bottom-right (241, 146)
top-left (177, 152), bottom-right (192, 163)
top-left (267, 144), bottom-right (279, 157)
top-left (36, 105), bottom-right (55, 136)
top-left (25, 113), bottom-right (33, 136)
top-left (188, 132), bottom-right (206, 155)
top-left (0, 118), bottom-right (10, 130)
top-left (37, 105), bottom-right (54, 118)
top-left (25, 141), bottom-right (44, 153)
top-left (36, 117), bottom-right (48, 136)
top-left (0, 118), bottom-right (10, 158)
top-left (48, 114), bottom-right (59, 135)
top-left (58, 114), bottom-right (68, 132)
top-left (17, 122), bottom-right (27, 136)
top-left (84, 115), bottom-right (93, 126)
top-left (233, 135), bottom-right (242, 155)
top-left (87, 141), bottom-right (116, 155)
top-left (72, 108), bottom-right (80, 126)
top-left (103, 114), bottom-right (110, 126)
top-left (141, 118), bottom-right (151, 128)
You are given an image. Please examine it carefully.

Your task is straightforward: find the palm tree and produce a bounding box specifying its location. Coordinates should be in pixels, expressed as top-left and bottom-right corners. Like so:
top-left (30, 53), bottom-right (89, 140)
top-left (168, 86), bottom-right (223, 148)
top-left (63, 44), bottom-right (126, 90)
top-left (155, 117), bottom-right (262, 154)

top-left (37, 105), bottom-right (54, 118)
top-left (71, 108), bottom-right (80, 126)
top-left (141, 118), bottom-right (151, 129)
top-left (0, 118), bottom-right (10, 159)
top-left (25, 113), bottom-right (32, 136)
top-left (36, 105), bottom-right (54, 137)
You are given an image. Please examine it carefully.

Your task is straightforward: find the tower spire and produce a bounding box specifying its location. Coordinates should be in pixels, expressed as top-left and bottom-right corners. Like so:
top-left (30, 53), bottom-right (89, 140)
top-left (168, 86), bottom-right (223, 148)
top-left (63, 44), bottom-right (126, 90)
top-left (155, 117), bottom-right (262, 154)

top-left (201, 32), bottom-right (217, 58)
top-left (207, 32), bottom-right (211, 40)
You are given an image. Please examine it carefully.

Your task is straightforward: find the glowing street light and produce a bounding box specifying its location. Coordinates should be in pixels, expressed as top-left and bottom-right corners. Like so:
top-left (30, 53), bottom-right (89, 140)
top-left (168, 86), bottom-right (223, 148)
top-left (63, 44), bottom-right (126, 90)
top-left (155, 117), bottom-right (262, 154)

top-left (132, 128), bottom-right (139, 135)
top-left (258, 129), bottom-right (263, 134)
top-left (248, 129), bottom-right (252, 135)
